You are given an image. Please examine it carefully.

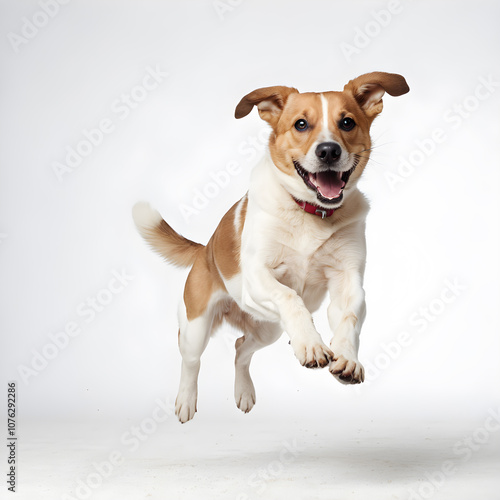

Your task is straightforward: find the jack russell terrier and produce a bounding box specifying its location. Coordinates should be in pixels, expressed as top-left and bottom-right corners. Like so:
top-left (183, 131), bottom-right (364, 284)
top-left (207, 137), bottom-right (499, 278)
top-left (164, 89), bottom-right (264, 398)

top-left (133, 71), bottom-right (409, 423)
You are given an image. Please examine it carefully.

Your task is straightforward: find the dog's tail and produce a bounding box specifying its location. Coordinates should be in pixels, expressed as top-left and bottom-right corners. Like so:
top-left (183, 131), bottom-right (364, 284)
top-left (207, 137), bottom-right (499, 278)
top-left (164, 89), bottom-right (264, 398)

top-left (132, 202), bottom-right (204, 268)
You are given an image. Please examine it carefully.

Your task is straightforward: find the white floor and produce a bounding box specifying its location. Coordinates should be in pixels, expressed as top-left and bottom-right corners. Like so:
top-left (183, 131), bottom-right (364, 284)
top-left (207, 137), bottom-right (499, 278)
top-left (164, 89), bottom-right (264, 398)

top-left (15, 413), bottom-right (500, 500)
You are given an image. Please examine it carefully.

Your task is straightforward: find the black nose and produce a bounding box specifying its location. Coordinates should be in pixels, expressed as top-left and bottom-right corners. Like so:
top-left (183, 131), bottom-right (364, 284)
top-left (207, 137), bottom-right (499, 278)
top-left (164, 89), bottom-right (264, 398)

top-left (315, 142), bottom-right (341, 164)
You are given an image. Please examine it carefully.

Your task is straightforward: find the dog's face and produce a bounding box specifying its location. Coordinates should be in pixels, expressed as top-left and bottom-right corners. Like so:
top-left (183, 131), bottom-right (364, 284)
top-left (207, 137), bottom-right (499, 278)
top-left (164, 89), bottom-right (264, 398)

top-left (235, 72), bottom-right (409, 209)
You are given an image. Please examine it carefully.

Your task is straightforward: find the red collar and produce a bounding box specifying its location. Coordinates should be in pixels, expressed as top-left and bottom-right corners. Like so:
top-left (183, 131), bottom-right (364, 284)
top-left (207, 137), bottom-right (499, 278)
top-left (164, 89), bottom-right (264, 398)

top-left (293, 197), bottom-right (335, 219)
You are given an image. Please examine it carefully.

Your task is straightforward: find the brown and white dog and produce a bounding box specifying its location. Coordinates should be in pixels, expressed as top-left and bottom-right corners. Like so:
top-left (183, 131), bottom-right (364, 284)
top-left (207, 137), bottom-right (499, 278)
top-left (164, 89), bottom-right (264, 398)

top-left (133, 72), bottom-right (409, 423)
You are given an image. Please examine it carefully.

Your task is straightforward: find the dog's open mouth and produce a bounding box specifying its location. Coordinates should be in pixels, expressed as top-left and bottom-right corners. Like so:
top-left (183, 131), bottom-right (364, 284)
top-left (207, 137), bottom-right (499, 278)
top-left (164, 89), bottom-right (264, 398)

top-left (293, 160), bottom-right (356, 204)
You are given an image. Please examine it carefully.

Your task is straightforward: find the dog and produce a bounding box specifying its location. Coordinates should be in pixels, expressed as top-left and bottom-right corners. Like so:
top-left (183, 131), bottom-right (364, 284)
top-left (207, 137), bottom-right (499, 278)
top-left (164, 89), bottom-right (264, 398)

top-left (133, 71), bottom-right (409, 423)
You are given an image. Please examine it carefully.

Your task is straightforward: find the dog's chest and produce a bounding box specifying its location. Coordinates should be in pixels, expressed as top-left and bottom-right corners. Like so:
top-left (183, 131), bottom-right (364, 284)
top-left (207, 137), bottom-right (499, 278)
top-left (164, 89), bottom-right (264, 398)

top-left (267, 218), bottom-right (335, 294)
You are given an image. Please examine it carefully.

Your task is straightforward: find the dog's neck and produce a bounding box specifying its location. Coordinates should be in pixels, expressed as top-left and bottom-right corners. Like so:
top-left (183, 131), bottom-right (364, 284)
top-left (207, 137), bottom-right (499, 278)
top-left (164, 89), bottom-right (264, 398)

top-left (248, 153), bottom-right (369, 233)
top-left (292, 198), bottom-right (336, 219)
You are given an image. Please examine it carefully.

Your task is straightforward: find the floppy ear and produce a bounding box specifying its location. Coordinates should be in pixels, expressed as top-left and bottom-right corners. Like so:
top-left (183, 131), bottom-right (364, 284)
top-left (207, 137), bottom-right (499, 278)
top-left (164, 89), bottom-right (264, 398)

top-left (234, 86), bottom-right (299, 128)
top-left (344, 72), bottom-right (409, 120)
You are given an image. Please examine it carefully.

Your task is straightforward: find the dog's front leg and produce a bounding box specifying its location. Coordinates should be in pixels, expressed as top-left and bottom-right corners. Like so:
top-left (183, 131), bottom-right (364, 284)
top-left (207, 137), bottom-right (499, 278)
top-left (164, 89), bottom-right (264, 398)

top-left (242, 266), bottom-right (333, 368)
top-left (326, 265), bottom-right (366, 384)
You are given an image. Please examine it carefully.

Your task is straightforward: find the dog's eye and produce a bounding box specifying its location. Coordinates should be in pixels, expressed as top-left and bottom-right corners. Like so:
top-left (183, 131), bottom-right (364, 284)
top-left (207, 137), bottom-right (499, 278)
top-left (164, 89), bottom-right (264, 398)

top-left (294, 119), bottom-right (309, 131)
top-left (339, 117), bottom-right (356, 131)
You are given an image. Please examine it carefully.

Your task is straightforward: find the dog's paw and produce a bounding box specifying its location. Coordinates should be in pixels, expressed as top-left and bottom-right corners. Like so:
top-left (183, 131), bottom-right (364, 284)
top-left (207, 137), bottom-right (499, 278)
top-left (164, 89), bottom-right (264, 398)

top-left (235, 389), bottom-right (256, 413)
top-left (235, 375), bottom-right (256, 413)
top-left (175, 391), bottom-right (197, 423)
top-left (291, 338), bottom-right (334, 369)
top-left (329, 355), bottom-right (364, 384)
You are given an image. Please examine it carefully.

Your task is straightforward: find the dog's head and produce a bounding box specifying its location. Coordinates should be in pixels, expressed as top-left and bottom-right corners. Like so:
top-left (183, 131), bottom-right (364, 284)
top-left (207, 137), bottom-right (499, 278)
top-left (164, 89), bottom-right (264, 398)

top-left (235, 72), bottom-right (409, 209)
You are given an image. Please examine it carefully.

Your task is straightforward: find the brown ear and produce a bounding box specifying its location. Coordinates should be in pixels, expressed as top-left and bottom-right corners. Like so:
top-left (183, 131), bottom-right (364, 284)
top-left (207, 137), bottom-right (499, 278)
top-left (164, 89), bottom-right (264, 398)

top-left (344, 72), bottom-right (409, 119)
top-left (234, 86), bottom-right (298, 128)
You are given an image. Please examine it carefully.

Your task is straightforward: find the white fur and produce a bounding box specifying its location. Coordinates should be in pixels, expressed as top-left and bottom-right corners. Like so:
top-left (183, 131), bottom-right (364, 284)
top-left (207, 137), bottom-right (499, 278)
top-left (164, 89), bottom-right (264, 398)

top-left (132, 201), bottom-right (162, 231)
top-left (233, 194), bottom-right (246, 234)
top-left (320, 94), bottom-right (332, 141)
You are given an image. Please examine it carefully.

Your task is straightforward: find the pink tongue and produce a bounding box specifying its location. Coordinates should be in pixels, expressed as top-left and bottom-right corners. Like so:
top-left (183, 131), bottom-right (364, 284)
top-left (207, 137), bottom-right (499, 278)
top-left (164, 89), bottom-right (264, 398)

top-left (310, 171), bottom-right (345, 199)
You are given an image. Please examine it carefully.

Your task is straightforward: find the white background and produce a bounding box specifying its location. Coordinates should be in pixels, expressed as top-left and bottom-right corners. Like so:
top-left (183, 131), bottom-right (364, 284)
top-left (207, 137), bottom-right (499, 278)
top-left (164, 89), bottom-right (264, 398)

top-left (0, 1), bottom-right (499, 499)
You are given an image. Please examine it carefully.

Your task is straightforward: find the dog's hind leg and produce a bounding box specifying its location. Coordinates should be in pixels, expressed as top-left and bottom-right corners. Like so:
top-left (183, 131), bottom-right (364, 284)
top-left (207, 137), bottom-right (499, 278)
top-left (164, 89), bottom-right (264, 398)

top-left (226, 304), bottom-right (282, 413)
top-left (175, 308), bottom-right (213, 423)
top-left (175, 256), bottom-right (225, 423)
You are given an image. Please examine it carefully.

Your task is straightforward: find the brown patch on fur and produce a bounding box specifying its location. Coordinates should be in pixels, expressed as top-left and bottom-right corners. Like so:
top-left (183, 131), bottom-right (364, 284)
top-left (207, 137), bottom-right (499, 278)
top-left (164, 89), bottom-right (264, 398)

top-left (183, 248), bottom-right (225, 321)
top-left (183, 195), bottom-right (248, 320)
top-left (211, 195), bottom-right (247, 280)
